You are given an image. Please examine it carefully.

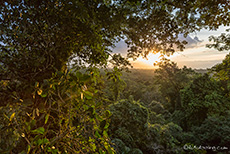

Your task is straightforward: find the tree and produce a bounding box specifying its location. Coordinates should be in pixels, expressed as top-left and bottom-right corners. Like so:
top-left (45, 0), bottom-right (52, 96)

top-left (208, 53), bottom-right (230, 98)
top-left (154, 58), bottom-right (197, 112)
top-left (1, 0), bottom-right (229, 84)
top-left (179, 74), bottom-right (230, 131)
top-left (207, 29), bottom-right (230, 52)
top-left (0, 0), bottom-right (125, 84)
top-left (1, 0), bottom-right (230, 153)
top-left (191, 114), bottom-right (230, 149)
top-left (108, 98), bottom-right (184, 154)
top-left (105, 67), bottom-right (126, 101)
top-left (119, 69), bottom-right (162, 105)
top-left (0, 69), bottom-right (116, 153)
top-left (207, 29), bottom-right (230, 97)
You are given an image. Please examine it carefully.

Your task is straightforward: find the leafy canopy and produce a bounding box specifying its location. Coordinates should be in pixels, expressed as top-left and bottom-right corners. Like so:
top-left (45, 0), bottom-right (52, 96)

top-left (1, 0), bottom-right (230, 153)
top-left (1, 0), bottom-right (229, 83)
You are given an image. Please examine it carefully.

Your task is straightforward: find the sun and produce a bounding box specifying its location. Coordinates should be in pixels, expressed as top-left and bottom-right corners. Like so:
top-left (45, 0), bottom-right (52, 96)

top-left (137, 53), bottom-right (162, 66)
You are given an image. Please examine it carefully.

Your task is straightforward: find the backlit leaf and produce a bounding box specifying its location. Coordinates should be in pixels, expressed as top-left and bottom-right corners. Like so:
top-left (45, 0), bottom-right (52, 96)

top-left (37, 89), bottom-right (42, 95)
top-left (10, 113), bottom-right (15, 121)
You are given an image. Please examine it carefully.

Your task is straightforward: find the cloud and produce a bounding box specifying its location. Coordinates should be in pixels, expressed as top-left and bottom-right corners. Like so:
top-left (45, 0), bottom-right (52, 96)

top-left (178, 34), bottom-right (204, 49)
top-left (111, 27), bottom-right (229, 69)
top-left (113, 34), bottom-right (204, 55)
top-left (112, 37), bottom-right (228, 69)
top-left (171, 47), bottom-right (228, 68)
top-left (175, 60), bottom-right (223, 69)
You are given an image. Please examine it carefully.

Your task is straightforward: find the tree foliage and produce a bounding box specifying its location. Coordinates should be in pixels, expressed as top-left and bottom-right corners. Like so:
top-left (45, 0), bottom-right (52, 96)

top-left (1, 0), bottom-right (230, 153)
top-left (191, 114), bottom-right (230, 147)
top-left (1, 0), bottom-right (229, 82)
top-left (154, 58), bottom-right (197, 112)
top-left (105, 67), bottom-right (126, 102)
top-left (179, 74), bottom-right (230, 130)
top-left (207, 28), bottom-right (230, 51)
top-left (208, 53), bottom-right (230, 98)
top-left (108, 98), bottom-right (183, 154)
top-left (0, 69), bottom-right (115, 153)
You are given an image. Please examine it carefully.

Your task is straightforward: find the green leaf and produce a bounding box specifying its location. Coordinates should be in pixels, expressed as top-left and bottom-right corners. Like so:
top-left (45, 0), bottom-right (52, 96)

top-left (27, 145), bottom-right (31, 154)
top-left (105, 110), bottom-right (112, 118)
top-left (95, 131), bottom-right (101, 138)
top-left (90, 142), bottom-right (96, 151)
top-left (84, 91), bottom-right (93, 99)
top-left (45, 114), bottom-right (49, 124)
top-left (103, 130), bottom-right (108, 138)
top-left (37, 138), bottom-right (49, 145)
top-left (37, 139), bottom-right (43, 146)
top-left (83, 105), bottom-right (89, 110)
top-left (31, 127), bottom-right (45, 134)
top-left (41, 93), bottom-right (47, 98)
top-left (81, 74), bottom-right (90, 81)
top-left (104, 122), bottom-right (110, 129)
top-left (43, 138), bottom-right (49, 144)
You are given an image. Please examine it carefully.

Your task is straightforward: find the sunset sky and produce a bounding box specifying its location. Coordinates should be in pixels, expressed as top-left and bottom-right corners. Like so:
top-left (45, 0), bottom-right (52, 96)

top-left (113, 26), bottom-right (230, 69)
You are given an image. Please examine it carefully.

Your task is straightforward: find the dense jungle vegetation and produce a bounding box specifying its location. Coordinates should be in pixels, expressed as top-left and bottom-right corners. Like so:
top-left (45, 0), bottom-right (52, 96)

top-left (105, 57), bottom-right (230, 153)
top-left (0, 0), bottom-right (230, 153)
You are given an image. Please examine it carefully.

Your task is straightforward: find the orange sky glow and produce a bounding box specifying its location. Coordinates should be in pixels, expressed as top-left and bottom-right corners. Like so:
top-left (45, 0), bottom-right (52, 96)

top-left (127, 26), bottom-right (230, 69)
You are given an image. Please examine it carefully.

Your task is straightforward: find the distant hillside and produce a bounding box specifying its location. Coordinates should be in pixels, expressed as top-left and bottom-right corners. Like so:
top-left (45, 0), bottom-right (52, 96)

top-left (194, 69), bottom-right (208, 74)
top-left (122, 69), bottom-right (155, 81)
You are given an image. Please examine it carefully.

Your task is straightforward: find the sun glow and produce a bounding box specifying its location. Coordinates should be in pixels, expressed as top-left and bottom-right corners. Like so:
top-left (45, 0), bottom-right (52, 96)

top-left (136, 53), bottom-right (162, 66)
